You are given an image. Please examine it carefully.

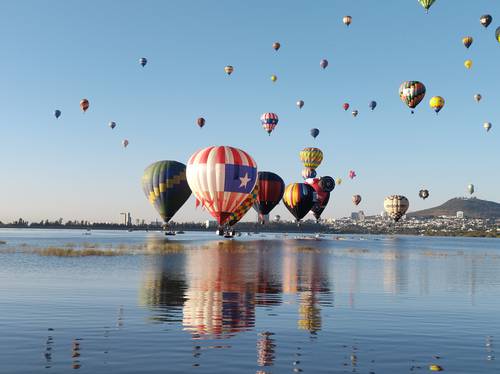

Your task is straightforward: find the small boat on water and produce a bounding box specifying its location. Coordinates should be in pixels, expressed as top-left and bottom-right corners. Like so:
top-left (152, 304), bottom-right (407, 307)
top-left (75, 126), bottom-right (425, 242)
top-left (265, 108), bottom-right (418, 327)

top-left (164, 231), bottom-right (176, 236)
top-left (175, 231), bottom-right (185, 234)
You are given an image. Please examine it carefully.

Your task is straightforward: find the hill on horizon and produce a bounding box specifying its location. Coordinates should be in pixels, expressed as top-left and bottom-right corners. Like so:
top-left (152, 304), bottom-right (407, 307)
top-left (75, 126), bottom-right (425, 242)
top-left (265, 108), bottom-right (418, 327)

top-left (408, 197), bottom-right (500, 219)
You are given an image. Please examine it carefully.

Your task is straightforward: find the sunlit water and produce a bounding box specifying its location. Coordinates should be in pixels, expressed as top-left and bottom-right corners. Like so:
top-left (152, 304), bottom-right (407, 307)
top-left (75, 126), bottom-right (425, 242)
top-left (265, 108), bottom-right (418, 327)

top-left (0, 229), bottom-right (499, 373)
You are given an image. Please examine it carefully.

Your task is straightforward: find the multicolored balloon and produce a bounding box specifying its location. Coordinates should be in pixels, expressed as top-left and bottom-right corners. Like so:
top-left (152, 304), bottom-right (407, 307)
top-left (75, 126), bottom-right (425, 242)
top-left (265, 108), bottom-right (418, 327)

top-left (462, 36), bottom-right (473, 49)
top-left (352, 110), bottom-right (359, 117)
top-left (480, 15), bottom-right (492, 28)
top-left (260, 113), bottom-right (279, 135)
top-left (109, 121), bottom-right (116, 129)
top-left (141, 160), bottom-right (192, 224)
top-left (80, 99), bottom-right (89, 112)
top-left (224, 65), bottom-right (234, 75)
top-left (310, 128), bottom-right (320, 139)
top-left (429, 96), bottom-right (445, 114)
top-left (197, 117), bottom-right (205, 128)
top-left (383, 195), bottom-right (409, 222)
top-left (302, 168), bottom-right (317, 180)
top-left (54, 110), bottom-right (61, 119)
top-left (464, 60), bottom-right (473, 69)
top-left (484, 122), bottom-right (492, 132)
top-left (348, 170), bottom-right (356, 179)
top-left (139, 57), bottom-right (147, 67)
top-left (474, 94), bottom-right (482, 103)
top-left (273, 42), bottom-right (281, 51)
top-left (369, 101), bottom-right (377, 110)
top-left (320, 59), bottom-right (329, 69)
top-left (418, 0), bottom-right (435, 12)
top-left (282, 183), bottom-right (316, 222)
top-left (253, 171), bottom-right (285, 218)
top-left (419, 189), bottom-right (429, 200)
top-left (467, 184), bottom-right (475, 195)
top-left (343, 15), bottom-right (352, 26)
top-left (122, 139), bottom-right (129, 148)
top-left (399, 81), bottom-right (426, 113)
top-left (186, 146), bottom-right (257, 225)
top-left (227, 184), bottom-right (259, 226)
top-left (300, 147), bottom-right (323, 169)
top-left (352, 194), bottom-right (362, 206)
top-left (297, 100), bottom-right (304, 109)
top-left (305, 178), bottom-right (330, 222)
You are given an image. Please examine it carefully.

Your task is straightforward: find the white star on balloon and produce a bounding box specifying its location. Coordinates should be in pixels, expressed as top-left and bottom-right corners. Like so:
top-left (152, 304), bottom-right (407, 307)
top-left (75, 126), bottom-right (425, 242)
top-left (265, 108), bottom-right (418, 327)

top-left (239, 173), bottom-right (251, 188)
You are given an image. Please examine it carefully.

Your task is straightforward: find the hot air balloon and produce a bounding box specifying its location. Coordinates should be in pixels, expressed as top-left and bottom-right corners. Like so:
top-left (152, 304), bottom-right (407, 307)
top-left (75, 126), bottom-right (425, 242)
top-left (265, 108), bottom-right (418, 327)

top-left (273, 42), bottom-right (281, 51)
top-left (80, 99), bottom-right (89, 112)
top-left (310, 128), bottom-right (320, 139)
top-left (320, 59), bottom-right (329, 69)
top-left (343, 103), bottom-right (350, 111)
top-left (464, 60), bottom-right (473, 69)
top-left (109, 121), bottom-right (116, 129)
top-left (197, 117), bottom-right (205, 128)
top-left (300, 147), bottom-right (323, 169)
top-left (122, 139), bottom-right (129, 148)
top-left (270, 74), bottom-right (277, 83)
top-left (418, 0), bottom-right (435, 12)
top-left (297, 100), bottom-right (304, 109)
top-left (352, 110), bottom-right (359, 117)
top-left (352, 195), bottom-right (362, 206)
top-left (302, 168), bottom-right (317, 180)
top-left (419, 189), bottom-right (429, 200)
top-left (335, 177), bottom-right (342, 186)
top-left (480, 15), bottom-right (492, 28)
top-left (369, 101), bottom-right (377, 110)
top-left (343, 16), bottom-right (352, 26)
top-left (224, 65), bottom-right (234, 75)
top-left (260, 112), bottom-right (279, 135)
top-left (54, 110), bottom-right (61, 119)
top-left (141, 160), bottom-right (192, 224)
top-left (467, 184), bottom-right (475, 195)
top-left (462, 36), bottom-right (473, 49)
top-left (319, 176), bottom-right (335, 192)
top-left (484, 122), bottom-right (492, 132)
top-left (186, 146), bottom-right (257, 225)
top-left (282, 183), bottom-right (316, 222)
top-left (348, 170), bottom-right (356, 179)
top-left (305, 177), bottom-right (330, 222)
top-left (429, 96), bottom-right (445, 114)
top-left (139, 57), bottom-right (147, 67)
top-left (474, 94), bottom-right (482, 103)
top-left (399, 81), bottom-right (426, 113)
top-left (383, 195), bottom-right (409, 223)
top-left (227, 184), bottom-right (259, 226)
top-left (496, 27), bottom-right (500, 43)
top-left (253, 171), bottom-right (285, 221)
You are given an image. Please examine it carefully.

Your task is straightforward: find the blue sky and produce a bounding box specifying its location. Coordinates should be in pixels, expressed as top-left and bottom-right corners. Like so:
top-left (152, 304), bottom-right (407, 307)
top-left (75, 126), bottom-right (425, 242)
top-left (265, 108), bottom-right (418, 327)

top-left (0, 0), bottom-right (499, 223)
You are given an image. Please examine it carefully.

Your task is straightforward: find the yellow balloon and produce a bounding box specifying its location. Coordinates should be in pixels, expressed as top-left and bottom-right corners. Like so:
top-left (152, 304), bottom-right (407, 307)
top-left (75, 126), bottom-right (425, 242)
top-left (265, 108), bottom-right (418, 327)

top-left (271, 74), bottom-right (277, 82)
top-left (464, 59), bottom-right (473, 69)
top-left (429, 96), bottom-right (445, 113)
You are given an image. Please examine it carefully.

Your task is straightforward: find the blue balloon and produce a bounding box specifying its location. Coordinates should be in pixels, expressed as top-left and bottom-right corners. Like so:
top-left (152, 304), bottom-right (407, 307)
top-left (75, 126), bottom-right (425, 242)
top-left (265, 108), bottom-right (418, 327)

top-left (54, 110), bottom-right (61, 119)
top-left (369, 101), bottom-right (377, 110)
top-left (310, 128), bottom-right (320, 139)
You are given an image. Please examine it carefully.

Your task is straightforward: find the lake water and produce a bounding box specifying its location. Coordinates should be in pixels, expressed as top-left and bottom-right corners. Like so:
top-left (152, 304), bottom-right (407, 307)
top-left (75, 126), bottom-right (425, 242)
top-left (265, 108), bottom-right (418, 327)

top-left (0, 229), bottom-right (499, 373)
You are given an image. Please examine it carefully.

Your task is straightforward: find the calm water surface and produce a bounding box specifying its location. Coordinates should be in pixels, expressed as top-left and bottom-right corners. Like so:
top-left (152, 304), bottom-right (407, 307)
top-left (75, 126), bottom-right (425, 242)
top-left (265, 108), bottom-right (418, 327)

top-left (0, 229), bottom-right (499, 373)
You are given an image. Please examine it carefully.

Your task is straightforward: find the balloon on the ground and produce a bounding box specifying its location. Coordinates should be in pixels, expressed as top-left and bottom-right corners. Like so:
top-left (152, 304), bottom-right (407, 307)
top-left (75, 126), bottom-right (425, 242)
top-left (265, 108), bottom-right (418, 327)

top-left (253, 171), bottom-right (285, 218)
top-left (467, 184), bottom-right (475, 195)
top-left (261, 112), bottom-right (279, 135)
top-left (139, 57), bottom-right (147, 67)
top-left (186, 146), bottom-right (257, 225)
top-left (109, 121), bottom-right (116, 129)
top-left (429, 96), bottom-right (445, 114)
top-left (343, 16), bottom-right (352, 26)
top-left (282, 183), bottom-right (316, 222)
top-left (320, 59), bottom-right (329, 69)
top-left (343, 103), bottom-right (350, 111)
top-left (197, 117), bottom-right (205, 128)
top-left (464, 60), bottom-right (473, 69)
top-left (369, 101), bottom-right (377, 110)
top-left (399, 81), bottom-right (426, 113)
top-left (419, 189), bottom-right (429, 200)
top-left (273, 42), bottom-right (281, 51)
top-left (141, 160), bottom-right (192, 224)
top-left (383, 195), bottom-right (409, 222)
top-left (300, 147), bottom-right (323, 169)
top-left (227, 184), bottom-right (259, 226)
top-left (480, 15), bottom-right (492, 28)
top-left (224, 65), bottom-right (234, 75)
top-left (462, 36), bottom-right (473, 49)
top-left (310, 128), bottom-right (320, 139)
top-left (483, 122), bottom-right (492, 132)
top-left (302, 168), bottom-right (317, 180)
top-left (474, 94), bottom-right (482, 103)
top-left (418, 0), bottom-right (435, 12)
top-left (352, 110), bottom-right (358, 117)
top-left (80, 99), bottom-right (89, 112)
top-left (297, 100), bottom-right (304, 109)
top-left (352, 194), bottom-right (362, 206)
top-left (319, 176), bottom-right (335, 192)
top-left (54, 110), bottom-right (61, 119)
top-left (122, 139), bottom-right (129, 148)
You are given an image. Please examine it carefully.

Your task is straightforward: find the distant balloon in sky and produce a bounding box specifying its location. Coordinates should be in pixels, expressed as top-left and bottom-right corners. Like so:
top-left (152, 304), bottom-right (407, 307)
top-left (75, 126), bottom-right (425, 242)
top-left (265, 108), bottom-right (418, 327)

top-left (483, 122), bottom-right (492, 132)
top-left (270, 74), bottom-right (277, 83)
top-left (369, 101), bottom-right (377, 110)
top-left (297, 100), bottom-right (304, 109)
top-left (139, 57), bottom-right (147, 67)
top-left (384, 195), bottom-right (409, 222)
top-left (480, 15), bottom-right (492, 28)
top-left (343, 15), bottom-right (352, 26)
top-left (399, 81), bottom-right (426, 113)
top-left (122, 139), bottom-right (129, 148)
top-left (348, 170), bottom-right (357, 179)
top-left (496, 27), bottom-right (500, 43)
top-left (352, 194), bottom-right (362, 206)
top-left (224, 65), bottom-right (234, 75)
top-left (197, 117), bottom-right (205, 128)
top-left (54, 110), bottom-right (61, 119)
top-left (320, 59), bottom-right (329, 69)
top-left (467, 184), bottom-right (475, 195)
top-left (464, 59), bottom-right (473, 69)
top-left (474, 94), bottom-right (482, 103)
top-left (343, 103), bottom-right (350, 111)
top-left (310, 128), bottom-right (320, 139)
top-left (302, 168), bottom-right (317, 180)
top-left (319, 176), bottom-right (335, 192)
top-left (429, 96), bottom-right (445, 114)
top-left (261, 112), bottom-right (279, 135)
top-left (419, 189), bottom-right (429, 200)
top-left (352, 110), bottom-right (359, 117)
top-left (335, 177), bottom-right (342, 186)
top-left (462, 36), bottom-right (473, 49)
top-left (273, 42), bottom-right (281, 51)
top-left (109, 121), bottom-right (116, 129)
top-left (80, 99), bottom-right (89, 112)
top-left (418, 0), bottom-right (436, 12)
top-left (300, 147), bottom-right (323, 169)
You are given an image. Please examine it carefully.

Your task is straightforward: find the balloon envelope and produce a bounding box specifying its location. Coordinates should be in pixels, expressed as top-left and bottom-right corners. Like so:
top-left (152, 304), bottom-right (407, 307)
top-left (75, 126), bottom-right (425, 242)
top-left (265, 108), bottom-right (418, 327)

top-left (418, 0), bottom-right (435, 11)
top-left (227, 184), bottom-right (259, 226)
top-left (464, 60), bottom-right (473, 69)
top-left (253, 171), bottom-right (285, 217)
top-left (343, 15), bottom-right (352, 26)
top-left (343, 103), bottom-right (350, 111)
top-left (283, 183), bottom-right (316, 221)
top-left (109, 121), bottom-right (116, 129)
top-left (480, 15), bottom-right (492, 28)
top-left (80, 99), bottom-right (89, 112)
top-left (139, 57), bottom-right (147, 67)
top-left (399, 81), bottom-right (426, 112)
top-left (319, 176), bottom-right (335, 192)
top-left (54, 110), bottom-right (61, 119)
top-left (484, 122), bottom-right (492, 132)
top-left (273, 42), bottom-right (281, 51)
top-left (474, 94), bottom-right (482, 103)
top-left (429, 96), bottom-right (445, 113)
top-left (197, 117), bottom-right (205, 128)
top-left (369, 101), bottom-right (377, 110)
top-left (300, 147), bottom-right (323, 169)
top-left (297, 100), bottom-right (304, 109)
top-left (383, 195), bottom-right (409, 222)
top-left (467, 184), bottom-right (475, 195)
top-left (224, 65), bottom-right (234, 75)
top-left (310, 128), bottom-right (320, 139)
top-left (302, 168), bottom-right (317, 180)
top-left (352, 194), bottom-right (362, 206)
top-left (462, 36), bottom-right (473, 49)
top-left (122, 139), bottom-right (129, 148)
top-left (419, 189), bottom-right (429, 200)
top-left (186, 146), bottom-right (257, 225)
top-left (260, 113), bottom-right (279, 135)
top-left (320, 59), bottom-right (329, 69)
top-left (305, 178), bottom-right (330, 221)
top-left (141, 160), bottom-right (192, 223)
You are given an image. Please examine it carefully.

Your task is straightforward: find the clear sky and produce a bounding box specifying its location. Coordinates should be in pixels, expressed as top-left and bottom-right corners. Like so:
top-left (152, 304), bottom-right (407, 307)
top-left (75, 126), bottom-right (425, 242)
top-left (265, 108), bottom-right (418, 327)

top-left (0, 0), bottom-right (499, 224)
